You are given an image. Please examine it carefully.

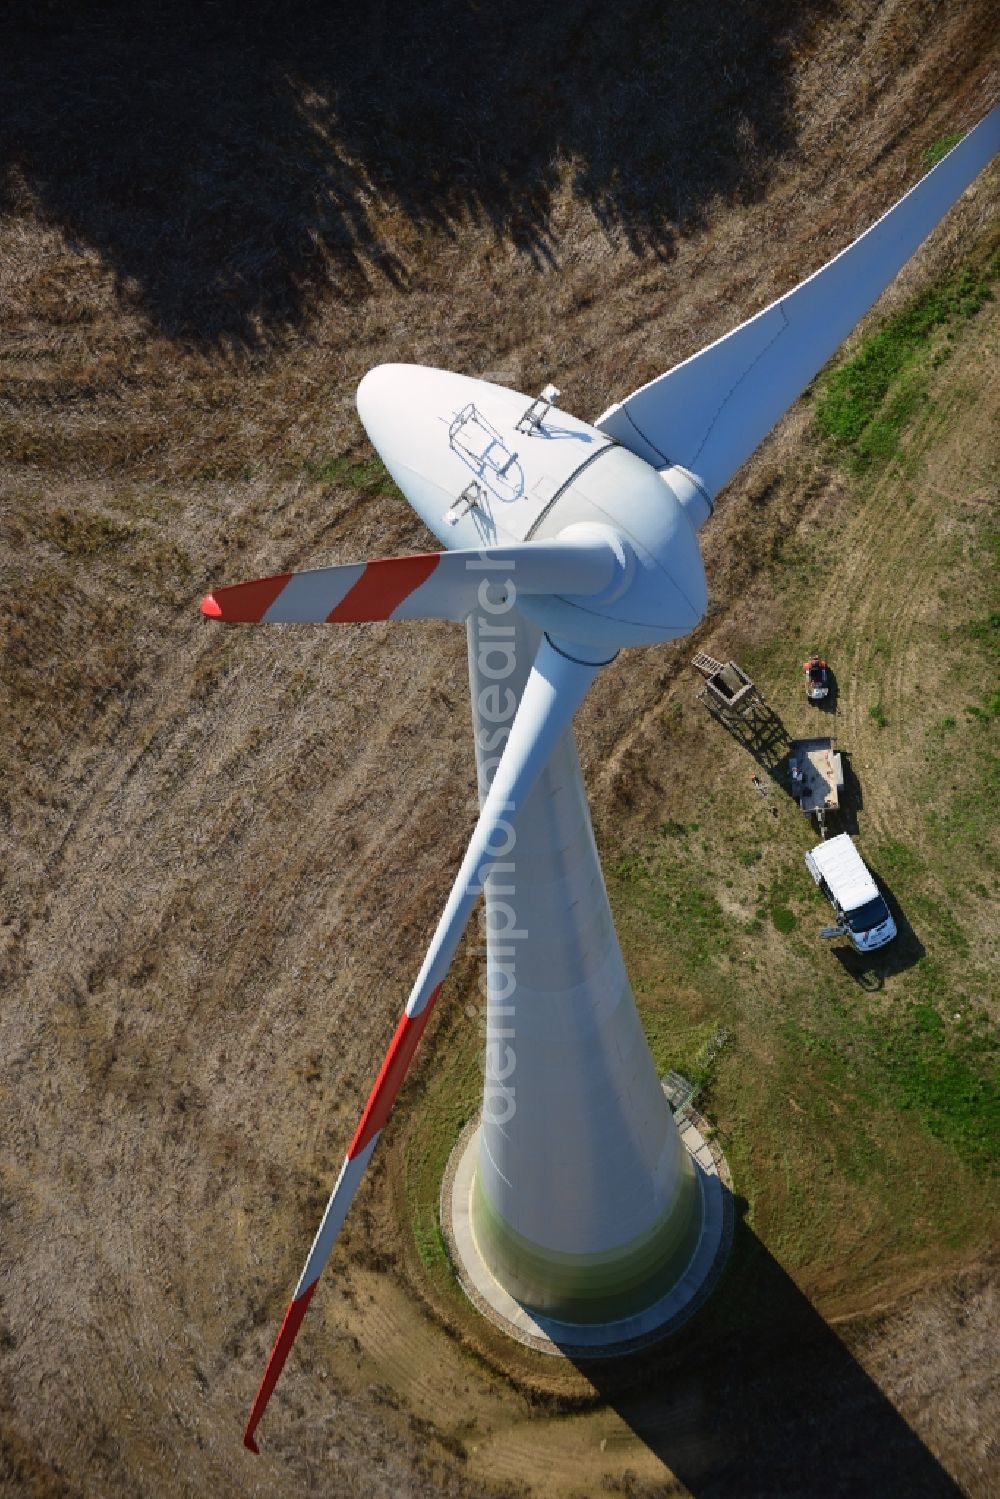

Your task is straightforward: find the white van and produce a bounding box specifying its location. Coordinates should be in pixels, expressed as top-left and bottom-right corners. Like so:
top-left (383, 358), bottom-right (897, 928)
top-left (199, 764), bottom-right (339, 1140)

top-left (804, 834), bottom-right (897, 952)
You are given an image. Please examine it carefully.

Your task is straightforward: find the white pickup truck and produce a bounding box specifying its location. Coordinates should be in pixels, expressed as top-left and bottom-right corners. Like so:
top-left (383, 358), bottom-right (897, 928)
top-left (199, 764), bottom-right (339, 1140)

top-left (805, 834), bottom-right (897, 952)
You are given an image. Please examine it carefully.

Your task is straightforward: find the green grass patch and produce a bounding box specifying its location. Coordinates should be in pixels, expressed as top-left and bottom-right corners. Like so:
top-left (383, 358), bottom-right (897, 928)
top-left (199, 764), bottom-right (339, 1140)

top-left (875, 837), bottom-right (924, 884)
top-left (966, 611), bottom-right (1000, 654)
top-left (42, 507), bottom-right (135, 556)
top-left (298, 453), bottom-right (400, 496)
top-left (666, 1022), bottom-right (733, 1103)
top-left (965, 691), bottom-right (1000, 724)
top-left (923, 751), bottom-right (999, 866)
top-left (659, 818), bottom-right (688, 838)
top-left (921, 132), bottom-right (965, 171)
top-left (770, 905), bottom-right (796, 934)
top-left (814, 255), bottom-right (997, 472)
top-left (783, 985), bottom-right (997, 1169)
top-left (614, 844), bottom-right (731, 973)
top-left (872, 997), bottom-right (998, 1165)
top-left (414, 1217), bottom-right (449, 1271)
top-left (402, 1007), bottom-right (482, 1303)
top-left (869, 701), bottom-right (888, 729)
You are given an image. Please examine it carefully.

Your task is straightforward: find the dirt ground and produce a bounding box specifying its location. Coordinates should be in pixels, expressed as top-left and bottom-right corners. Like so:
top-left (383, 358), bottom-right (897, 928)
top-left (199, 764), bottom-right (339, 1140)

top-left (1, 4), bottom-right (998, 1496)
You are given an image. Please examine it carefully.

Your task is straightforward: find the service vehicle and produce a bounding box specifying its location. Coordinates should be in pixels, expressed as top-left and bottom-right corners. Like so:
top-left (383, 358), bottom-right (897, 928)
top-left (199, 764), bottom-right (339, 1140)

top-left (805, 833), bottom-right (897, 952)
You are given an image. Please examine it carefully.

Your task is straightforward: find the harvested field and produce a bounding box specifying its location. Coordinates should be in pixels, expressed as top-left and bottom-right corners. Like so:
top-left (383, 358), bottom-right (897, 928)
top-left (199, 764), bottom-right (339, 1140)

top-left (1, 4), bottom-right (998, 1496)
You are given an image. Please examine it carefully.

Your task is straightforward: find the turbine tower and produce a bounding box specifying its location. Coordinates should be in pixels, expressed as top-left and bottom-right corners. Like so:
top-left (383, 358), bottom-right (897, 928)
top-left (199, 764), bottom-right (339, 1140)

top-left (198, 108), bottom-right (999, 1451)
top-left (465, 601), bottom-right (704, 1327)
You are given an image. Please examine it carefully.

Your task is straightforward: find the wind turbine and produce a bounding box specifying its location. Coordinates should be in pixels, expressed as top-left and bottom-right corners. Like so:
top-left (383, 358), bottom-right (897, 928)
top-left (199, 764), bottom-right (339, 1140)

top-left (200, 107), bottom-right (999, 1452)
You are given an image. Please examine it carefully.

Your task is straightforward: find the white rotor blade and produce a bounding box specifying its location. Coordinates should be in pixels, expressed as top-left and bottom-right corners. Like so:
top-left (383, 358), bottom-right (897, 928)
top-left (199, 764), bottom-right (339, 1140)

top-left (201, 536), bottom-right (618, 625)
top-left (595, 103), bottom-right (1000, 498)
top-left (242, 633), bottom-right (608, 1453)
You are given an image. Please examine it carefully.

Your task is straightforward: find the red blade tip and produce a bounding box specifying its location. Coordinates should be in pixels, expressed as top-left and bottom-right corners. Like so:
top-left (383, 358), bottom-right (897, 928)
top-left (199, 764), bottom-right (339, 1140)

top-left (241, 1282), bottom-right (318, 1456)
top-left (201, 593), bottom-right (223, 619)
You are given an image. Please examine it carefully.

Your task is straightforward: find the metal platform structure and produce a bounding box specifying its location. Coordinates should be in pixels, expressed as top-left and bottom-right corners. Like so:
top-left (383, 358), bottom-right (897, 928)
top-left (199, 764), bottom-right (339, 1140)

top-left (692, 653), bottom-right (790, 773)
top-left (692, 653), bottom-right (756, 715)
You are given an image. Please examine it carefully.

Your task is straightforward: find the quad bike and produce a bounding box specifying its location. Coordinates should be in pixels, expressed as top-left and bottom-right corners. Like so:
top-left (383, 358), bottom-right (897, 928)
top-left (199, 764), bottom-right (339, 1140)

top-left (803, 655), bottom-right (830, 702)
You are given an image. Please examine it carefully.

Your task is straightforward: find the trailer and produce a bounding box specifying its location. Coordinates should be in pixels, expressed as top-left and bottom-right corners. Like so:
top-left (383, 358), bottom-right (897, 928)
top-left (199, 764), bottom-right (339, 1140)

top-left (788, 736), bottom-right (843, 836)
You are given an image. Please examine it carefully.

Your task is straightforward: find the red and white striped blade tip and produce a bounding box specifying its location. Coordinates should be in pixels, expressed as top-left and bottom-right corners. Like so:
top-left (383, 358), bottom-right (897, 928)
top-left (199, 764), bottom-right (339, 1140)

top-left (242, 1282), bottom-right (318, 1454)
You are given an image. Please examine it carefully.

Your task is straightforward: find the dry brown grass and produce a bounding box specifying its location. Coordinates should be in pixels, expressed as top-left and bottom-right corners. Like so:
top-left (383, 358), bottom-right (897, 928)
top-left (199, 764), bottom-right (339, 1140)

top-left (1, 3), bottom-right (998, 1495)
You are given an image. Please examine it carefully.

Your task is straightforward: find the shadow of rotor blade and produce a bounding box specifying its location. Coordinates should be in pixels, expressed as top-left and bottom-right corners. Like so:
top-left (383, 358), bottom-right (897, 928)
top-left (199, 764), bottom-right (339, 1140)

top-left (1, 0), bottom-right (828, 345)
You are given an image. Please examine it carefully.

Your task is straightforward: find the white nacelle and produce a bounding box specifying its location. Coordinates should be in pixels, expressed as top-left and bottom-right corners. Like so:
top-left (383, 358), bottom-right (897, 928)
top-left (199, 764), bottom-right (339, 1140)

top-left (356, 363), bottom-right (709, 653)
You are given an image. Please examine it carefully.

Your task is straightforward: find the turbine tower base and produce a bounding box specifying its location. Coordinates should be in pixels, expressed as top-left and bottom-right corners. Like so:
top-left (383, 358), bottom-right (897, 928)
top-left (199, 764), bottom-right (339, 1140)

top-left (441, 1099), bottom-right (732, 1358)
